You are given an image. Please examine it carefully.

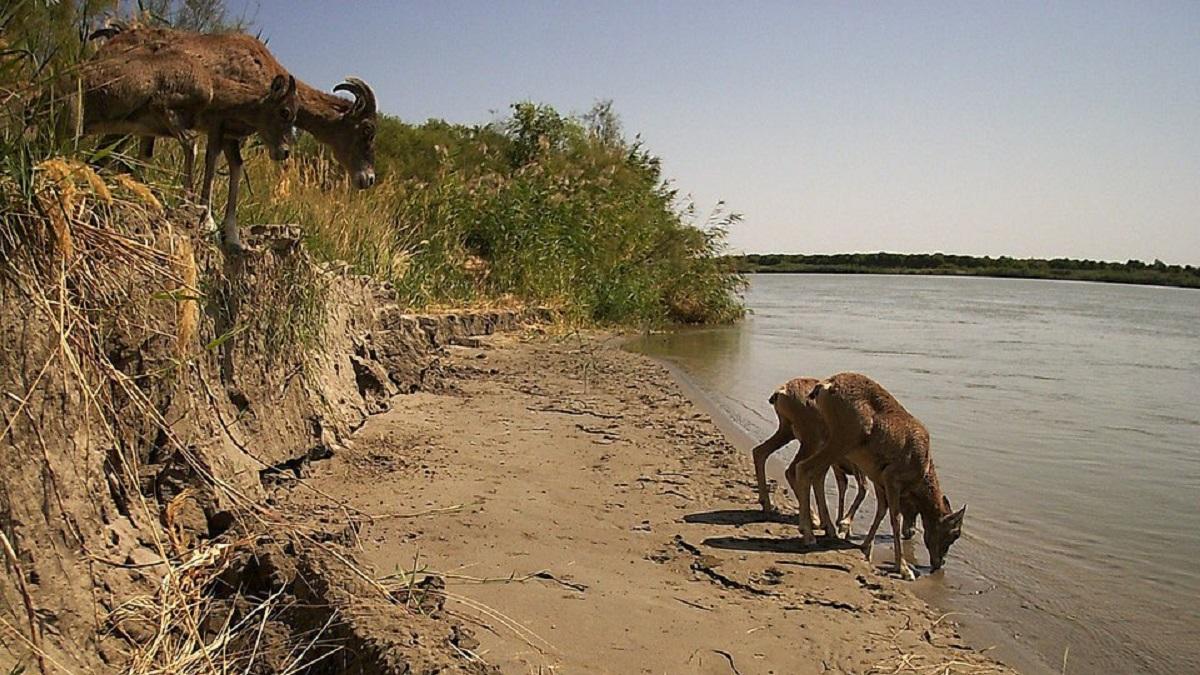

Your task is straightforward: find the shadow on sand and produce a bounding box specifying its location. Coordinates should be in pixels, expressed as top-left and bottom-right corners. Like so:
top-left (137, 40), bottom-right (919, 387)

top-left (682, 509), bottom-right (794, 526)
top-left (701, 535), bottom-right (859, 555)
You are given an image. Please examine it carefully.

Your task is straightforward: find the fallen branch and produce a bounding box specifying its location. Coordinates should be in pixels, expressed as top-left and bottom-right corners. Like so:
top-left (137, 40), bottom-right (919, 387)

top-left (527, 404), bottom-right (623, 420)
top-left (369, 504), bottom-right (464, 520)
top-left (784, 594), bottom-right (860, 612)
top-left (575, 423), bottom-right (618, 437)
top-left (660, 489), bottom-right (693, 501)
top-left (691, 561), bottom-right (775, 597)
top-left (712, 648), bottom-right (742, 675)
top-left (674, 597), bottom-right (712, 611)
top-left (776, 559), bottom-right (853, 573)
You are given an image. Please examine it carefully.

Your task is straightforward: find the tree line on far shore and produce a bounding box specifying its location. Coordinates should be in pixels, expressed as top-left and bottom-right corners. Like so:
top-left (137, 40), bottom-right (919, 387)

top-left (728, 252), bottom-right (1200, 289)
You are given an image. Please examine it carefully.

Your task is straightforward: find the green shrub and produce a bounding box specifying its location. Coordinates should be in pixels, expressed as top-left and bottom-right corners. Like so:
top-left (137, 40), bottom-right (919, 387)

top-left (3, 2), bottom-right (745, 328)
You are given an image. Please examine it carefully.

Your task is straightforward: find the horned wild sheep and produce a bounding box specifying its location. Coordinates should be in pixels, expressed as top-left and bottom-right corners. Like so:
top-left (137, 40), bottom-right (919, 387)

top-left (751, 377), bottom-right (869, 538)
top-left (294, 76), bottom-right (378, 190)
top-left (88, 24), bottom-right (381, 236)
top-left (795, 373), bottom-right (966, 580)
top-left (82, 25), bottom-right (299, 251)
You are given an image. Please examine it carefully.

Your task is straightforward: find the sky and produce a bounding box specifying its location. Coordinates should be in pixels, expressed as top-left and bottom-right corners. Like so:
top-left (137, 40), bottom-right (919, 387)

top-left (232, 1), bottom-right (1200, 265)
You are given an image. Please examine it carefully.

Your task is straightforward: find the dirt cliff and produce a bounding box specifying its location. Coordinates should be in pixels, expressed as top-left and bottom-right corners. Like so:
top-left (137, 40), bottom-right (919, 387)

top-left (0, 204), bottom-right (541, 674)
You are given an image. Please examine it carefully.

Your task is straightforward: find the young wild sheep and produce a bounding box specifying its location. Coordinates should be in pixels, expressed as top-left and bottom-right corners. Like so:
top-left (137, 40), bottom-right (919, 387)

top-left (751, 377), bottom-right (869, 537)
top-left (795, 373), bottom-right (966, 580)
top-left (82, 25), bottom-right (299, 251)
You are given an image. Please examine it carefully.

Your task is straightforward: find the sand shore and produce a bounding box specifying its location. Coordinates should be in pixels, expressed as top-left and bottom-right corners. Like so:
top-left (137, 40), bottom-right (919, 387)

top-left (283, 330), bottom-right (1013, 674)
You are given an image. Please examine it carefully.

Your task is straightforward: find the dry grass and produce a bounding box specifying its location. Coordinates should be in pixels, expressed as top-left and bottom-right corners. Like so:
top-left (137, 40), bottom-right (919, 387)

top-left (237, 156), bottom-right (416, 286)
top-left (1, 159), bottom-right (508, 674)
top-left (0, 164), bottom-right (330, 674)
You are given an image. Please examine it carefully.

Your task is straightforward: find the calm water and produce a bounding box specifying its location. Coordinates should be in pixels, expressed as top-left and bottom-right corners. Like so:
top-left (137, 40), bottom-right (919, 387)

top-left (634, 274), bottom-right (1200, 674)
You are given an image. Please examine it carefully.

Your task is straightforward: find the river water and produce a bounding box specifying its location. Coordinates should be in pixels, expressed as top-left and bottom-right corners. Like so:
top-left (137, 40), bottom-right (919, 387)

top-left (632, 274), bottom-right (1199, 674)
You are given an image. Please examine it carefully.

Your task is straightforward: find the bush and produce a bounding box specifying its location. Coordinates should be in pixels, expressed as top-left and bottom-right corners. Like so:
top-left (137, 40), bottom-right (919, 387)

top-left (240, 102), bottom-right (746, 325)
top-left (3, 1), bottom-right (745, 328)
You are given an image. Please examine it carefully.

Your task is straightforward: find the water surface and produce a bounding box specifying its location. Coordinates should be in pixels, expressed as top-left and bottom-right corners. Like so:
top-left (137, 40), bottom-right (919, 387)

top-left (634, 274), bottom-right (1200, 674)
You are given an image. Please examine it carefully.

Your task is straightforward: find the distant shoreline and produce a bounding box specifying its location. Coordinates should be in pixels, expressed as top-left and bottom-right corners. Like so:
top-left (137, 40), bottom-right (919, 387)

top-left (727, 252), bottom-right (1200, 289)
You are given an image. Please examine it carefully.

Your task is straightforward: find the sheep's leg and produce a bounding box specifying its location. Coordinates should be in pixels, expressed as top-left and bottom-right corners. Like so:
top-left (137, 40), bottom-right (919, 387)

top-left (197, 135), bottom-right (222, 236)
top-left (784, 452), bottom-right (819, 529)
top-left (841, 468), bottom-right (868, 537)
top-left (219, 138), bottom-right (245, 253)
top-left (138, 136), bottom-right (156, 161)
top-left (751, 424), bottom-right (793, 512)
top-left (833, 465), bottom-right (849, 537)
top-left (793, 458), bottom-right (816, 545)
top-left (861, 482), bottom-right (888, 561)
top-left (199, 135), bottom-right (220, 205)
top-left (901, 510), bottom-right (917, 540)
top-left (178, 134), bottom-right (197, 196)
top-left (154, 105), bottom-right (197, 196)
top-left (810, 466), bottom-right (837, 539)
top-left (793, 444), bottom-right (841, 545)
top-left (882, 472), bottom-right (914, 580)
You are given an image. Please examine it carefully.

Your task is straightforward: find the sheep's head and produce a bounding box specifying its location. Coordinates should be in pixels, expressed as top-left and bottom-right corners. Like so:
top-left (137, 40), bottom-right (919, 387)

top-left (330, 77), bottom-right (378, 189)
top-left (258, 74), bottom-right (298, 162)
top-left (925, 496), bottom-right (966, 571)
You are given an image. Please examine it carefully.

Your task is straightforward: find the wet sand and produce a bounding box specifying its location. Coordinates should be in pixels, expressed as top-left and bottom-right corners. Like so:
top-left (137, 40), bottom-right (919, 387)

top-left (630, 274), bottom-right (1200, 674)
top-left (653, 359), bottom-right (1052, 675)
top-left (284, 332), bottom-right (1013, 673)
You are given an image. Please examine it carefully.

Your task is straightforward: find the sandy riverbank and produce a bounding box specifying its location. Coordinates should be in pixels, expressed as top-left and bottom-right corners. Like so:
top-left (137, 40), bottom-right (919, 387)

top-left (283, 330), bottom-right (1013, 674)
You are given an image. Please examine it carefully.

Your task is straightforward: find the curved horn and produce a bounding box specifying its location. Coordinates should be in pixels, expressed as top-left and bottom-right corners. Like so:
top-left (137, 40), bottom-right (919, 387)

top-left (333, 77), bottom-right (377, 117)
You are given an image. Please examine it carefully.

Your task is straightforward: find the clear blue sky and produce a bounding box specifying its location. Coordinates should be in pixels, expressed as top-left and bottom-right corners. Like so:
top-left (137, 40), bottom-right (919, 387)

top-left (235, 1), bottom-right (1200, 265)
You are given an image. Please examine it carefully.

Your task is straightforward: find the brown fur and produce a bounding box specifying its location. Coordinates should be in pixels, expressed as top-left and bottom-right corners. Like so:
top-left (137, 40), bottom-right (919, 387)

top-left (795, 373), bottom-right (966, 580)
top-left (87, 26), bottom-right (380, 222)
top-left (82, 26), bottom-right (299, 250)
top-left (751, 378), bottom-right (869, 535)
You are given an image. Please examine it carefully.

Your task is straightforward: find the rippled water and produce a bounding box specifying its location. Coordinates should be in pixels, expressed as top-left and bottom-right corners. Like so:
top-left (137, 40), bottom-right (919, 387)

top-left (634, 274), bottom-right (1200, 674)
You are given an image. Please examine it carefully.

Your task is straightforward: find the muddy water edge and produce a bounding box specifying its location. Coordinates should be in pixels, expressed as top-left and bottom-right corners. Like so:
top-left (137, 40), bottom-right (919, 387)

top-left (648, 356), bottom-right (1053, 675)
top-left (629, 273), bottom-right (1200, 675)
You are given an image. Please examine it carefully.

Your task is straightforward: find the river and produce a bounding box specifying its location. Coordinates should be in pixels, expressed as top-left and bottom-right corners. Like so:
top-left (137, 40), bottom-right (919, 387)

top-left (632, 273), bottom-right (1200, 674)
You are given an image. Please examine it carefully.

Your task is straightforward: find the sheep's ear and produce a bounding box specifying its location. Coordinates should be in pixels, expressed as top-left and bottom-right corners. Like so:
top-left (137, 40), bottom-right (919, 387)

top-left (943, 495), bottom-right (951, 512)
top-left (268, 74), bottom-right (288, 99)
top-left (947, 505), bottom-right (967, 529)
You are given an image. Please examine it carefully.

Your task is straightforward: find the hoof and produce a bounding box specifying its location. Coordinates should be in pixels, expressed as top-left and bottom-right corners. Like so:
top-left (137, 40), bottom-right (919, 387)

top-left (897, 565), bottom-right (916, 581)
top-left (198, 208), bottom-right (218, 235)
top-left (861, 544), bottom-right (874, 560)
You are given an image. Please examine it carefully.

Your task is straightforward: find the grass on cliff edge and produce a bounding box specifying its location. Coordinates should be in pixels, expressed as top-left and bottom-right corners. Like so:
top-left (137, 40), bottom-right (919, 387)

top-left (239, 102), bottom-right (746, 326)
top-left (2, 2), bottom-right (745, 328)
